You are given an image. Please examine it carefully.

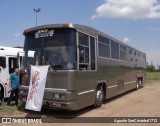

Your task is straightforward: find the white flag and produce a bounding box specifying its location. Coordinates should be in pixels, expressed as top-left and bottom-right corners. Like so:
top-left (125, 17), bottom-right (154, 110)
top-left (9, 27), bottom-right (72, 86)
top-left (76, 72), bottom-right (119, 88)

top-left (25, 65), bottom-right (49, 111)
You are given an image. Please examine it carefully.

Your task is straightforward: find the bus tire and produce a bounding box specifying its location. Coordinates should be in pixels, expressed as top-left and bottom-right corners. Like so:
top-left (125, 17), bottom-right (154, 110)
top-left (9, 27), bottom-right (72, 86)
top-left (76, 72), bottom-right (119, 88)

top-left (139, 78), bottom-right (143, 88)
top-left (136, 80), bottom-right (140, 90)
top-left (94, 85), bottom-right (104, 108)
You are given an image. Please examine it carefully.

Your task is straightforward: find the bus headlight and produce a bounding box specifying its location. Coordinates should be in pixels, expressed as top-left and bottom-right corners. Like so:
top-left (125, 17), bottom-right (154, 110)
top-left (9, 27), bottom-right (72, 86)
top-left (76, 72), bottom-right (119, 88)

top-left (53, 93), bottom-right (66, 100)
top-left (54, 93), bottom-right (60, 99)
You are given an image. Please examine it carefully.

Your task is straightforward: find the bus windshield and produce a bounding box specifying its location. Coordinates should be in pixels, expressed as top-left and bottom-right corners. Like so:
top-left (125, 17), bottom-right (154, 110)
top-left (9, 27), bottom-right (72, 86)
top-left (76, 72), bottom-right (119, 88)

top-left (23, 28), bottom-right (76, 70)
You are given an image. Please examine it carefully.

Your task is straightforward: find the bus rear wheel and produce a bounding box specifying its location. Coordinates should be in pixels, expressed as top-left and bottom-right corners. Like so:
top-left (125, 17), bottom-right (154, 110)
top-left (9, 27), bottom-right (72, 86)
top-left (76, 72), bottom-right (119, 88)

top-left (136, 79), bottom-right (142, 90)
top-left (136, 82), bottom-right (139, 90)
top-left (139, 79), bottom-right (143, 88)
top-left (94, 85), bottom-right (104, 108)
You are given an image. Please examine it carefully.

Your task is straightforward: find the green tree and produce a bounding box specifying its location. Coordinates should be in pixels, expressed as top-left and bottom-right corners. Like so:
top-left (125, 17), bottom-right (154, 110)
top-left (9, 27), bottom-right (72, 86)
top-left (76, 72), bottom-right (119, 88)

top-left (147, 64), bottom-right (156, 72)
top-left (156, 65), bottom-right (160, 72)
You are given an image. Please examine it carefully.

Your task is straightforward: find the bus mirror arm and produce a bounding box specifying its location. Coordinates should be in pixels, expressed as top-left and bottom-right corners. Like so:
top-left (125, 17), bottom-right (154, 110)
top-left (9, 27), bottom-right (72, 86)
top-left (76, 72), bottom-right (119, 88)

top-left (49, 65), bottom-right (56, 73)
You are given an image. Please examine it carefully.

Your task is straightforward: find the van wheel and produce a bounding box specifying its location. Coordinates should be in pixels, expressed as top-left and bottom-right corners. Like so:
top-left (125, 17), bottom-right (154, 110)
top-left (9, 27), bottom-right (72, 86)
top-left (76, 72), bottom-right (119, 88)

top-left (94, 86), bottom-right (104, 108)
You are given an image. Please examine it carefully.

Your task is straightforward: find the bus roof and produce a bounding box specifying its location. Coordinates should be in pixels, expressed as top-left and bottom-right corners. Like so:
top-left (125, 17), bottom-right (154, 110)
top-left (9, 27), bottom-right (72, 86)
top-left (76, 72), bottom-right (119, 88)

top-left (0, 46), bottom-right (23, 56)
top-left (23, 23), bottom-right (146, 55)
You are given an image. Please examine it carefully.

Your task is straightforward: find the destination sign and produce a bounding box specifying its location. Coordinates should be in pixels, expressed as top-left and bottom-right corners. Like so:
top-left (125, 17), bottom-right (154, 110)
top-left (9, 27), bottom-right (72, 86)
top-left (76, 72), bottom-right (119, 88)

top-left (35, 29), bottom-right (54, 38)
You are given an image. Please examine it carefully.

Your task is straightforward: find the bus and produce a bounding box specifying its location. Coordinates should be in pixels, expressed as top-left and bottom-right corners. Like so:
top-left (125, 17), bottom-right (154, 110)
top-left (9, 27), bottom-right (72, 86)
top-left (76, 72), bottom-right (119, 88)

top-left (0, 46), bottom-right (23, 101)
top-left (19, 23), bottom-right (146, 110)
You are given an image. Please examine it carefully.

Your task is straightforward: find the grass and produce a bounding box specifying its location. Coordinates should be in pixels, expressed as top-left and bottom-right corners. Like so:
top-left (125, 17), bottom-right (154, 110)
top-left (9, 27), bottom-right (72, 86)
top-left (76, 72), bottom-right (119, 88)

top-left (0, 102), bottom-right (18, 116)
top-left (147, 72), bottom-right (160, 83)
top-left (0, 101), bottom-right (25, 116)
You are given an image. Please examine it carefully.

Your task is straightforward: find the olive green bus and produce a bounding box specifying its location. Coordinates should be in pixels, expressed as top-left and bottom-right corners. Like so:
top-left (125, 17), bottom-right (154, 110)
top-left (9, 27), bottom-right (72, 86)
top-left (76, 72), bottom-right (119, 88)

top-left (19, 23), bottom-right (146, 110)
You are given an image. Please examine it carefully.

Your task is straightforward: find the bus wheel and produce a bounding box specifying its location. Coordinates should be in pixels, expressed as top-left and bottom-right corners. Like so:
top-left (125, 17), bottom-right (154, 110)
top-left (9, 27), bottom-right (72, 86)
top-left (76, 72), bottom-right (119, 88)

top-left (139, 79), bottom-right (143, 88)
top-left (94, 85), bottom-right (104, 108)
top-left (136, 80), bottom-right (140, 90)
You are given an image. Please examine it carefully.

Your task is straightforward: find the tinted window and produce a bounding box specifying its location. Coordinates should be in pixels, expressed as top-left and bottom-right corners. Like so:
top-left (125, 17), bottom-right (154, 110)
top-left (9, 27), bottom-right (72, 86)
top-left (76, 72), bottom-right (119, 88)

top-left (98, 34), bottom-right (110, 45)
top-left (134, 52), bottom-right (137, 55)
top-left (90, 37), bottom-right (96, 70)
top-left (120, 44), bottom-right (126, 61)
top-left (79, 32), bottom-right (89, 46)
top-left (98, 43), bottom-right (110, 58)
top-left (78, 32), bottom-right (90, 70)
top-left (120, 50), bottom-right (126, 61)
top-left (85, 47), bottom-right (89, 63)
top-left (111, 41), bottom-right (119, 59)
top-left (120, 45), bottom-right (126, 51)
top-left (129, 50), bottom-right (132, 54)
top-left (79, 45), bottom-right (89, 63)
top-left (24, 29), bottom-right (76, 50)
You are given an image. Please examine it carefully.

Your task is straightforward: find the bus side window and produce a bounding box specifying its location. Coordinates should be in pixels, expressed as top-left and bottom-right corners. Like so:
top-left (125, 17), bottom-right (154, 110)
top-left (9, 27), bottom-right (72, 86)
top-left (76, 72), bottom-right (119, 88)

top-left (79, 45), bottom-right (85, 63)
top-left (79, 45), bottom-right (89, 70)
top-left (78, 32), bottom-right (90, 71)
top-left (0, 57), bottom-right (6, 68)
top-left (90, 37), bottom-right (96, 70)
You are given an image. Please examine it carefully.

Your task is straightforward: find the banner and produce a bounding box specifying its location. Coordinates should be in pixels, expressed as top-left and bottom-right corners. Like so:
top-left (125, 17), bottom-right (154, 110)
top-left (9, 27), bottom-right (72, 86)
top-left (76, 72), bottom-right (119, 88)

top-left (25, 65), bottom-right (49, 111)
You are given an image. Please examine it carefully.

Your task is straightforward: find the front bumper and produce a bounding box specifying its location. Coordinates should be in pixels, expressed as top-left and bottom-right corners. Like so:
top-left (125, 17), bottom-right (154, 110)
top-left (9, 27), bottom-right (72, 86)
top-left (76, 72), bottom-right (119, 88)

top-left (19, 95), bottom-right (78, 111)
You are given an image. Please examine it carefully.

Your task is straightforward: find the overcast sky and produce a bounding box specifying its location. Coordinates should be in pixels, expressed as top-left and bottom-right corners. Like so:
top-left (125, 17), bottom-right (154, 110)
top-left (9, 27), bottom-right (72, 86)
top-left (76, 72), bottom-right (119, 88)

top-left (0, 0), bottom-right (160, 67)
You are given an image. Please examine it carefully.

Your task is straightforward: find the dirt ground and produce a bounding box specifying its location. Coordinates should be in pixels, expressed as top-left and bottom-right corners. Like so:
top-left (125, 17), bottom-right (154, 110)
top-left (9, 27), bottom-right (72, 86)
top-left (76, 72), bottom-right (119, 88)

top-left (1, 81), bottom-right (160, 126)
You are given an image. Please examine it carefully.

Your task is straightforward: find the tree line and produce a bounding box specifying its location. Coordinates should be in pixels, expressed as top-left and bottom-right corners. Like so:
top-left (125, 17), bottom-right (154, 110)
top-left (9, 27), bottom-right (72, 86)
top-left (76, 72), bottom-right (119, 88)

top-left (147, 63), bottom-right (160, 72)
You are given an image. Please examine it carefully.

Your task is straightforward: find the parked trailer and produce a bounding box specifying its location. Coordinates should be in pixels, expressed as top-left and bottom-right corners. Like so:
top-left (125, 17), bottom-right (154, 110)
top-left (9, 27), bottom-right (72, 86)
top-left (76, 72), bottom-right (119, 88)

top-left (19, 24), bottom-right (146, 110)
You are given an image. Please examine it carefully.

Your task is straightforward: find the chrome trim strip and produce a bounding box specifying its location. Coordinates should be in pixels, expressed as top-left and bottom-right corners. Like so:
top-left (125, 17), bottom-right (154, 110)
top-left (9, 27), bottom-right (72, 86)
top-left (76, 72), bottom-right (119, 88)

top-left (124, 81), bottom-right (136, 85)
top-left (20, 86), bottom-right (67, 92)
top-left (107, 81), bottom-right (136, 89)
top-left (78, 90), bottom-right (95, 95)
top-left (108, 85), bottom-right (118, 89)
top-left (45, 88), bottom-right (67, 92)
